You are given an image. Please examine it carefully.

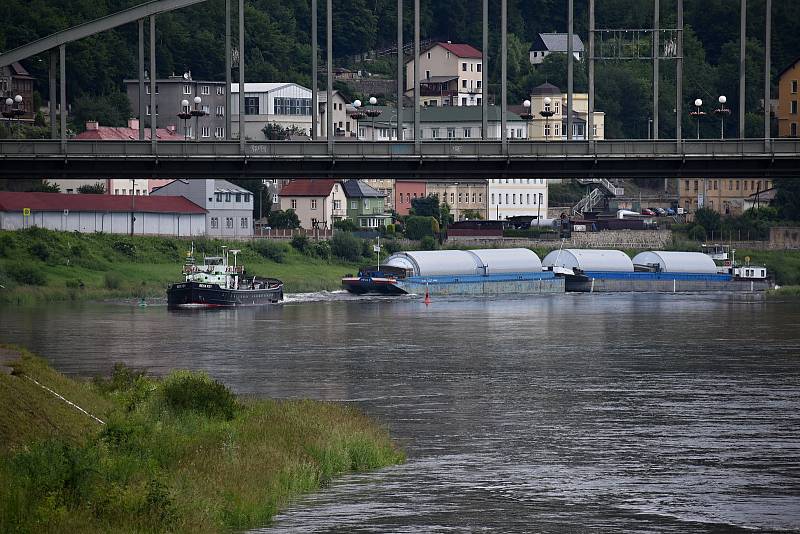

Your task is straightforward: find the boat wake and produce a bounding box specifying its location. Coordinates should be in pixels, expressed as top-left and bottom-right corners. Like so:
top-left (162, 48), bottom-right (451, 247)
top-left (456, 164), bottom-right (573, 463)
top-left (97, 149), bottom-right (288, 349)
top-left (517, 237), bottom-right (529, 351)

top-left (282, 290), bottom-right (418, 304)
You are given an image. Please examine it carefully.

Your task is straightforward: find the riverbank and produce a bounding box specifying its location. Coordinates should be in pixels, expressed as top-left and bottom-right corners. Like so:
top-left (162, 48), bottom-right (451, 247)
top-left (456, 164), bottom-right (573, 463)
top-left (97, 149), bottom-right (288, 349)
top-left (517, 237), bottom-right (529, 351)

top-left (0, 345), bottom-right (404, 533)
top-left (0, 229), bottom-right (360, 304)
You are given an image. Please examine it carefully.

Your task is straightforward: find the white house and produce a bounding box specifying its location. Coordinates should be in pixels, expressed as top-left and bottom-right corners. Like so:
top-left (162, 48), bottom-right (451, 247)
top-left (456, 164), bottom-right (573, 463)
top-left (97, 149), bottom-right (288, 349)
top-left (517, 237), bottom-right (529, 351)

top-left (488, 179), bottom-right (549, 221)
top-left (231, 83), bottom-right (313, 140)
top-left (151, 179), bottom-right (254, 237)
top-left (405, 42), bottom-right (483, 107)
top-left (529, 33), bottom-right (585, 65)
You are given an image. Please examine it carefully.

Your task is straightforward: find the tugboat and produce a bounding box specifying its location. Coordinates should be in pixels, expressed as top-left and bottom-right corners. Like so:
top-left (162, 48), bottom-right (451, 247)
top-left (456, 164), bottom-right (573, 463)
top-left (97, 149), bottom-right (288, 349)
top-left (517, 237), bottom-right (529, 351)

top-left (167, 246), bottom-right (283, 308)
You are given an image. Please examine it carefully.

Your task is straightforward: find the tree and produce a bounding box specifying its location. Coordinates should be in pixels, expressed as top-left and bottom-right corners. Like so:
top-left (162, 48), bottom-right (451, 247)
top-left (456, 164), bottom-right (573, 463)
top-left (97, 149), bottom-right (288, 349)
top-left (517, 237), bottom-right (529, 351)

top-left (262, 123), bottom-right (307, 140)
top-left (774, 178), bottom-right (800, 221)
top-left (229, 179), bottom-right (272, 220)
top-left (333, 219), bottom-right (359, 232)
top-left (77, 182), bottom-right (106, 194)
top-left (410, 195), bottom-right (441, 219)
top-left (267, 209), bottom-right (300, 229)
top-left (694, 208), bottom-right (722, 237)
top-left (461, 209), bottom-right (484, 220)
top-left (71, 92), bottom-right (132, 131)
top-left (404, 216), bottom-right (439, 240)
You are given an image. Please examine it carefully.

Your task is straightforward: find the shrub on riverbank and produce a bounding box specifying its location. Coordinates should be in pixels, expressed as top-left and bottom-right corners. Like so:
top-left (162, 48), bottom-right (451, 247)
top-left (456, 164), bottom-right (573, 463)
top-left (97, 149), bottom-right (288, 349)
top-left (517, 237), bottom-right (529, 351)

top-left (0, 347), bottom-right (404, 533)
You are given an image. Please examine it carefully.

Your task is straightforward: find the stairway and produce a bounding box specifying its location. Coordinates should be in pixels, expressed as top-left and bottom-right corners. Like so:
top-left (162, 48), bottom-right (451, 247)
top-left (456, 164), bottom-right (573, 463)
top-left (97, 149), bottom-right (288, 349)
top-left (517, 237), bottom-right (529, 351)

top-left (572, 179), bottom-right (625, 216)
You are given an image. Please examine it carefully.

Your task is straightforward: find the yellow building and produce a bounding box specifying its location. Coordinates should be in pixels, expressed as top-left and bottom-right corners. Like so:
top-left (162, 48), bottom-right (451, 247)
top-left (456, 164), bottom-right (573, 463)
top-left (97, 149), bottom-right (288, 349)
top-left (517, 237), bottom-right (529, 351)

top-left (678, 178), bottom-right (773, 216)
top-left (424, 180), bottom-right (488, 221)
top-left (527, 83), bottom-right (605, 140)
top-left (778, 57), bottom-right (800, 137)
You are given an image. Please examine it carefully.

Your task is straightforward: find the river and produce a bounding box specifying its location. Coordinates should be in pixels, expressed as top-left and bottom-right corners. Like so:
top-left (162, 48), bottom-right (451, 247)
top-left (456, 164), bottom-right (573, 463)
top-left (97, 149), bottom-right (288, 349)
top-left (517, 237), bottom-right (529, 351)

top-left (1, 292), bottom-right (799, 532)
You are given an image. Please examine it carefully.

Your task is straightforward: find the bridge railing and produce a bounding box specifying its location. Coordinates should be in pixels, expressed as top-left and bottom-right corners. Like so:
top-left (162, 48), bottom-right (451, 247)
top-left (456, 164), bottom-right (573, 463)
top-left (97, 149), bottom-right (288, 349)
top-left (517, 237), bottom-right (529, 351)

top-left (2, 138), bottom-right (799, 158)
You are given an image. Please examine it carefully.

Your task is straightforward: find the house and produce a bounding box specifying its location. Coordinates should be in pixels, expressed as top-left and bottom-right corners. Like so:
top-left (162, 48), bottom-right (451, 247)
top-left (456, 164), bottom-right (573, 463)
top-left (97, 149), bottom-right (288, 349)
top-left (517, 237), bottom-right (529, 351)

top-left (150, 179), bottom-right (254, 236)
top-left (124, 72), bottom-right (227, 140)
top-left (394, 181), bottom-right (427, 216)
top-left (525, 83), bottom-right (605, 140)
top-left (0, 62), bottom-right (35, 123)
top-left (777, 57), bottom-right (800, 137)
top-left (488, 179), bottom-right (548, 221)
top-left (277, 179), bottom-right (347, 229)
top-left (74, 119), bottom-right (182, 142)
top-left (50, 178), bottom-right (150, 196)
top-left (0, 191), bottom-right (205, 236)
top-left (405, 42), bottom-right (483, 107)
top-left (678, 178), bottom-right (774, 215)
top-left (318, 90), bottom-right (356, 138)
top-left (231, 83), bottom-right (313, 140)
top-left (529, 33), bottom-right (585, 65)
top-left (425, 180), bottom-right (489, 221)
top-left (362, 179), bottom-right (395, 212)
top-left (357, 105), bottom-right (526, 141)
top-left (342, 180), bottom-right (391, 228)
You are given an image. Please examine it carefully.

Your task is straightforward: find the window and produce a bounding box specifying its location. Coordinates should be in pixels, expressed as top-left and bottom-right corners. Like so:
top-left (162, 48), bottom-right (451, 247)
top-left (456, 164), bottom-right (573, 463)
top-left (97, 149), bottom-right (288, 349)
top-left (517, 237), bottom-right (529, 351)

top-left (527, 194), bottom-right (531, 204)
top-left (544, 123), bottom-right (551, 137)
top-left (693, 180), bottom-right (698, 191)
top-left (235, 193), bottom-right (242, 202)
top-left (183, 84), bottom-right (191, 95)
top-left (226, 217), bottom-right (234, 229)
top-left (491, 193), bottom-right (495, 204)
top-left (291, 199), bottom-right (297, 209)
top-left (554, 123), bottom-right (560, 137)
top-left (462, 62), bottom-right (467, 71)
top-left (505, 194), bottom-right (509, 204)
top-left (447, 128), bottom-right (456, 138)
top-left (215, 193), bottom-right (223, 202)
top-left (593, 124), bottom-right (598, 137)
top-left (333, 200), bottom-right (341, 210)
top-left (477, 63), bottom-right (482, 72)
top-left (479, 194), bottom-right (482, 203)
top-left (793, 80), bottom-right (798, 94)
top-left (425, 70), bottom-right (430, 79)
top-left (216, 106), bottom-right (225, 116)
top-left (554, 101), bottom-right (560, 114)
top-left (185, 125), bottom-right (193, 138)
top-left (462, 80), bottom-right (467, 88)
top-left (211, 217), bottom-right (219, 229)
top-left (215, 127), bottom-right (225, 138)
top-left (462, 97), bottom-right (467, 106)
top-left (201, 126), bottom-right (210, 138)
top-left (244, 194), bottom-right (250, 203)
top-left (244, 96), bottom-right (259, 115)
top-left (201, 85), bottom-right (210, 95)
top-left (513, 194), bottom-right (517, 204)
top-left (217, 86), bottom-right (225, 95)
top-left (431, 128), bottom-right (439, 138)
top-left (450, 193), bottom-right (455, 204)
top-left (427, 52), bottom-right (431, 59)
top-left (464, 127), bottom-right (472, 138)
top-left (364, 199), bottom-right (369, 209)
top-left (225, 193), bottom-right (231, 202)
top-left (476, 81), bottom-right (482, 89)
top-left (350, 200), bottom-right (357, 209)
top-left (792, 101), bottom-right (798, 115)
top-left (736, 180), bottom-right (740, 190)
top-left (792, 123), bottom-right (798, 137)
top-left (274, 97), bottom-right (311, 116)
top-left (311, 199), bottom-right (317, 210)
top-left (241, 217), bottom-right (248, 229)
top-left (539, 193), bottom-right (543, 205)
top-left (729, 180), bottom-right (733, 191)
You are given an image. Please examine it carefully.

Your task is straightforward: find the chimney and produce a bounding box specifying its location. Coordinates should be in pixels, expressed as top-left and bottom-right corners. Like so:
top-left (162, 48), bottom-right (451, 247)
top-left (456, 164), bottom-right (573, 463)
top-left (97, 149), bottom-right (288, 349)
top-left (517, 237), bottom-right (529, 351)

top-left (128, 118), bottom-right (140, 130)
top-left (85, 120), bottom-right (99, 131)
top-left (167, 124), bottom-right (177, 133)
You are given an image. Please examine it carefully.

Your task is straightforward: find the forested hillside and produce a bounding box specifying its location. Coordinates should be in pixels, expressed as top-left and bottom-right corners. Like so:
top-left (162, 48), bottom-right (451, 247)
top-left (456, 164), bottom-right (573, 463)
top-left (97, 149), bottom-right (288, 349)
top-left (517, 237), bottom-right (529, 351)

top-left (1, 0), bottom-right (798, 138)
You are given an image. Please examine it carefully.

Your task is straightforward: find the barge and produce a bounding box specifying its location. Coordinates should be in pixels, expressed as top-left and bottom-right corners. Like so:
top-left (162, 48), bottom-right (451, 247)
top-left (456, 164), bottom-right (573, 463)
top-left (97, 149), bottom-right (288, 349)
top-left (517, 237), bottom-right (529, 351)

top-left (543, 248), bottom-right (771, 293)
top-left (342, 248), bottom-right (564, 296)
top-left (167, 247), bottom-right (283, 308)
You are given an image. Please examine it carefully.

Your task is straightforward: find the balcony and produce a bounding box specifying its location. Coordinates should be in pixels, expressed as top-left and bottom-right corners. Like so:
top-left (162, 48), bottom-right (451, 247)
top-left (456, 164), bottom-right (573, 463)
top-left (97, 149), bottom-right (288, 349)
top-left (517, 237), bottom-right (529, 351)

top-left (332, 208), bottom-right (347, 217)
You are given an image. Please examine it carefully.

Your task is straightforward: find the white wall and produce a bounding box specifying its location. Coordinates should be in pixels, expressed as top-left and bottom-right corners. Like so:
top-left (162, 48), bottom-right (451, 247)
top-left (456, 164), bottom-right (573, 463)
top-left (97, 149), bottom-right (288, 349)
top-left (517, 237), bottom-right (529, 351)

top-left (488, 179), bottom-right (549, 220)
top-left (0, 210), bottom-right (205, 236)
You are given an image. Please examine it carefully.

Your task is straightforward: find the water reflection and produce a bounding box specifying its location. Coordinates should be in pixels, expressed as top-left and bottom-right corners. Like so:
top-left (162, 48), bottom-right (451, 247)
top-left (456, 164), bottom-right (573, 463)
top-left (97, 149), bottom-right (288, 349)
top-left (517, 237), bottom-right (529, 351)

top-left (1, 293), bottom-right (799, 532)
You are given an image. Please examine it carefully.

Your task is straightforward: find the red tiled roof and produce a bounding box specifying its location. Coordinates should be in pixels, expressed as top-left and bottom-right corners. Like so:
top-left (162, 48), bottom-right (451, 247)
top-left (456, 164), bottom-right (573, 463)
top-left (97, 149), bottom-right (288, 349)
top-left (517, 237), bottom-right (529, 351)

top-left (0, 192), bottom-right (206, 214)
top-left (74, 127), bottom-right (182, 141)
top-left (279, 179), bottom-right (337, 197)
top-left (436, 42), bottom-right (482, 59)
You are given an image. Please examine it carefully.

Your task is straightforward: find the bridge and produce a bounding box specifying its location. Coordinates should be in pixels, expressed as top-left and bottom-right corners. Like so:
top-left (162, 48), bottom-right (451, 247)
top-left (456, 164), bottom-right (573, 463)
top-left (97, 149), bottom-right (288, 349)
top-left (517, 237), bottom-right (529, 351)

top-left (1, 139), bottom-right (797, 179)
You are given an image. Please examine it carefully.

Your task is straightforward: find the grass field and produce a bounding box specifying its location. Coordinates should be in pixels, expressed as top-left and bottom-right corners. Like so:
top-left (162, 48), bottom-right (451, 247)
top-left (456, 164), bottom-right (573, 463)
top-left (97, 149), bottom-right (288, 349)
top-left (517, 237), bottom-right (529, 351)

top-left (0, 346), bottom-right (404, 533)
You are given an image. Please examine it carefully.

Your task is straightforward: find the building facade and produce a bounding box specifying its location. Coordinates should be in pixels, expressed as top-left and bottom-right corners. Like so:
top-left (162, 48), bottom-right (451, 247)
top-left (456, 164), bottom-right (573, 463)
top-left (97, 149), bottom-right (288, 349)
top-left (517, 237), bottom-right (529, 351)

top-left (231, 83), bottom-right (314, 140)
top-left (151, 179), bottom-right (254, 237)
top-left (51, 178), bottom-right (150, 196)
top-left (405, 42), bottom-right (483, 107)
top-left (0, 62), bottom-right (35, 124)
top-left (778, 57), bottom-right (800, 137)
top-left (342, 180), bottom-right (391, 228)
top-left (527, 83), bottom-right (605, 140)
top-left (278, 179), bottom-right (347, 229)
top-left (318, 90), bottom-right (356, 138)
top-left (362, 179), bottom-right (395, 212)
top-left (124, 73), bottom-right (227, 140)
top-left (394, 181), bottom-right (428, 216)
top-left (0, 192), bottom-right (205, 236)
top-left (425, 180), bottom-right (489, 221)
top-left (488, 179), bottom-right (549, 220)
top-left (678, 178), bottom-right (774, 216)
top-left (529, 33), bottom-right (585, 65)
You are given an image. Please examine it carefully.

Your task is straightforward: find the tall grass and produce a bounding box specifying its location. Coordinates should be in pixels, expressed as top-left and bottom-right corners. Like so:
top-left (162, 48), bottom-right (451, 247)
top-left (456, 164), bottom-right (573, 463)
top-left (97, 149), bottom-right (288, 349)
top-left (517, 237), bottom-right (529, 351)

top-left (0, 349), bottom-right (404, 533)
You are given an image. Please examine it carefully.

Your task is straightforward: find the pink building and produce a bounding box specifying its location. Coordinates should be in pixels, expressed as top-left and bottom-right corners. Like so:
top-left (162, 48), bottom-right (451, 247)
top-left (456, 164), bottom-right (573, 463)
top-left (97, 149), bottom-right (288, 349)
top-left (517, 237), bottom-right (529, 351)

top-left (394, 181), bottom-right (427, 216)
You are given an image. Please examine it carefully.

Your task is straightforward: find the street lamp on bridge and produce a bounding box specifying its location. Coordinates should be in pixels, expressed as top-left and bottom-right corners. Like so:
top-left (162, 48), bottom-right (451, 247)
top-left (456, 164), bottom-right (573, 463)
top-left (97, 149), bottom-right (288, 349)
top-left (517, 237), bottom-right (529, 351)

top-left (364, 96), bottom-right (382, 141)
top-left (690, 98), bottom-right (706, 140)
top-left (539, 96), bottom-right (555, 142)
top-left (714, 95), bottom-right (731, 140)
top-left (520, 100), bottom-right (533, 139)
top-left (2, 95), bottom-right (25, 137)
top-left (178, 99), bottom-right (192, 141)
top-left (349, 99), bottom-right (365, 140)
top-left (190, 96), bottom-right (207, 142)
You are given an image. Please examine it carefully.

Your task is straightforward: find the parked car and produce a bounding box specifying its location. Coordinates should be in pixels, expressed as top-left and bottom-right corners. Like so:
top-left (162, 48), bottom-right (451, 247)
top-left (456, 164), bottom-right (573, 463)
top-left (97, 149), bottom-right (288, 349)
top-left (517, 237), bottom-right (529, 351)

top-left (641, 208), bottom-right (656, 216)
top-left (653, 207), bottom-right (667, 216)
top-left (666, 208), bottom-right (676, 216)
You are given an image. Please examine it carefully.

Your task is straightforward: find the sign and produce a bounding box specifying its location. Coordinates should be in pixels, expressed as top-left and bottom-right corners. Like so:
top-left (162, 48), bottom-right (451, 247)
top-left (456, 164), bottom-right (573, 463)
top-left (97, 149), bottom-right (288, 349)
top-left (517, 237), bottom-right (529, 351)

top-left (63, 209), bottom-right (69, 216)
top-left (22, 208), bottom-right (30, 216)
top-left (373, 244), bottom-right (381, 252)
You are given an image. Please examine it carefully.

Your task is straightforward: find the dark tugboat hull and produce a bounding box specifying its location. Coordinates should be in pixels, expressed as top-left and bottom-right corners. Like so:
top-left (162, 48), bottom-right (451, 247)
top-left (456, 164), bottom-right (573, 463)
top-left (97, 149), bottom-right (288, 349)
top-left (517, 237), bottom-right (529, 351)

top-left (167, 282), bottom-right (283, 308)
top-left (341, 277), bottom-right (407, 295)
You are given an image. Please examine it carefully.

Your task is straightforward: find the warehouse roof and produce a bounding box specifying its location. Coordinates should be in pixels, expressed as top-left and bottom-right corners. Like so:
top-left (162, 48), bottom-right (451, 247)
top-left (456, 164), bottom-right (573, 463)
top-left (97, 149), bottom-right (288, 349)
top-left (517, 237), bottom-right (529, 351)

top-left (632, 251), bottom-right (718, 274)
top-left (0, 192), bottom-right (206, 214)
top-left (384, 248), bottom-right (542, 277)
top-left (542, 249), bottom-right (634, 272)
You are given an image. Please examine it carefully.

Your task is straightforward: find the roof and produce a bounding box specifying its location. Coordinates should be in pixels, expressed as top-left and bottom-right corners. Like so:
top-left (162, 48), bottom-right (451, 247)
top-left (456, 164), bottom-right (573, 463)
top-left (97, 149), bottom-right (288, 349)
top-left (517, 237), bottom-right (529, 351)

top-left (342, 180), bottom-right (385, 198)
top-left (368, 105), bottom-right (523, 126)
top-left (632, 251), bottom-right (718, 274)
top-left (74, 126), bottom-right (182, 141)
top-left (6, 62), bottom-right (34, 79)
top-left (531, 33), bottom-right (585, 53)
top-left (421, 75), bottom-right (460, 83)
top-left (532, 82), bottom-right (562, 96)
top-left (778, 56), bottom-right (800, 79)
top-left (435, 42), bottom-right (482, 59)
top-left (542, 249), bottom-right (634, 272)
top-left (279, 179), bottom-right (337, 197)
top-left (214, 180), bottom-right (249, 194)
top-left (747, 187), bottom-right (777, 201)
top-left (230, 83), bottom-right (309, 94)
top-left (385, 248), bottom-right (541, 277)
top-left (0, 192), bottom-right (206, 214)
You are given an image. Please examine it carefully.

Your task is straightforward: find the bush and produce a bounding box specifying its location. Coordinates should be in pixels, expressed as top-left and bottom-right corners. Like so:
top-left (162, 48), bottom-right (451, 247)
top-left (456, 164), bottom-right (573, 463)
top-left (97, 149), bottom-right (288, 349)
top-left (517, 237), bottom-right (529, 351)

top-left (291, 235), bottom-right (310, 253)
top-left (28, 242), bottom-right (51, 262)
top-left (383, 224), bottom-right (396, 235)
top-left (104, 272), bottom-right (122, 289)
top-left (404, 216), bottom-right (439, 240)
top-left (333, 219), bottom-right (359, 232)
top-left (688, 224), bottom-right (707, 242)
top-left (9, 263), bottom-right (47, 286)
top-left (310, 240), bottom-right (331, 260)
top-left (420, 236), bottom-right (438, 250)
top-left (112, 240), bottom-right (136, 258)
top-left (382, 239), bottom-right (402, 255)
top-left (252, 240), bottom-right (288, 263)
top-left (160, 371), bottom-right (238, 420)
top-left (330, 232), bottom-right (363, 262)
top-left (0, 233), bottom-right (13, 257)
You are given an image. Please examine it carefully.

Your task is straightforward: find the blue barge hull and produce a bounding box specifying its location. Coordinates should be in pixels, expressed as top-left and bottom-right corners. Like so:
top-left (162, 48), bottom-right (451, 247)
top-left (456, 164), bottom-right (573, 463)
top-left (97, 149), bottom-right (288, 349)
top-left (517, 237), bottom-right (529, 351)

top-left (567, 271), bottom-right (771, 293)
top-left (397, 271), bottom-right (564, 296)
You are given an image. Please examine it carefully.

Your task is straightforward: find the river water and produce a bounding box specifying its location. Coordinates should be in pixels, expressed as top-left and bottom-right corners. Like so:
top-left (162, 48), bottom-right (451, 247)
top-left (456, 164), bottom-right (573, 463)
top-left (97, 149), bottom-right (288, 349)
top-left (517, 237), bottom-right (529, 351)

top-left (1, 292), bottom-right (799, 532)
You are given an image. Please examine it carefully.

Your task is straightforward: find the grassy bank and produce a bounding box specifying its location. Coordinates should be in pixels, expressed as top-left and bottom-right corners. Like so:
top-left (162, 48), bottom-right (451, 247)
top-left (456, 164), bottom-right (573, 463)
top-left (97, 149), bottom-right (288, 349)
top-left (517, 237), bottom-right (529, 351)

top-left (767, 285), bottom-right (800, 297)
top-left (0, 229), bottom-right (362, 304)
top-left (0, 346), bottom-right (404, 533)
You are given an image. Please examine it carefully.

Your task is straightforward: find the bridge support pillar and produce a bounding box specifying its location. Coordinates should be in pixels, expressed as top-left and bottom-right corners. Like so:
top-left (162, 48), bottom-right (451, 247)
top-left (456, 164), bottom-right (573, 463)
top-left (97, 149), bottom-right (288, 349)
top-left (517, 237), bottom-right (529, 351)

top-left (739, 0), bottom-right (746, 139)
top-left (414, 0), bottom-right (420, 153)
top-left (482, 0), bottom-right (488, 140)
top-left (326, 0), bottom-right (333, 155)
top-left (225, 0), bottom-right (232, 141)
top-left (397, 0), bottom-right (402, 141)
top-left (150, 16), bottom-right (156, 152)
top-left (677, 0), bottom-right (683, 146)
top-left (311, 0), bottom-right (317, 140)
top-left (653, 0), bottom-right (659, 140)
top-left (501, 0), bottom-right (507, 151)
top-left (567, 0), bottom-right (573, 141)
top-left (138, 19), bottom-right (145, 141)
top-left (588, 0), bottom-right (594, 142)
top-left (49, 49), bottom-right (57, 140)
top-left (764, 0), bottom-right (771, 148)
top-left (59, 44), bottom-right (66, 152)
top-left (239, 0), bottom-right (246, 154)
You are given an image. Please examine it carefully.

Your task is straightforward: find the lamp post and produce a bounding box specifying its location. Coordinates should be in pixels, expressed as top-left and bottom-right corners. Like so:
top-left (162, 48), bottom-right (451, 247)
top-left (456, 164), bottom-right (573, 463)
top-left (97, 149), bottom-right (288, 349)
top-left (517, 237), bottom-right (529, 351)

top-left (539, 96), bottom-right (555, 141)
top-left (520, 99), bottom-right (533, 139)
top-left (178, 99), bottom-right (192, 141)
top-left (690, 98), bottom-right (706, 140)
top-left (714, 95), bottom-right (731, 140)
top-left (190, 96), bottom-right (207, 142)
top-left (3, 95), bottom-right (25, 137)
top-left (364, 96), bottom-right (382, 141)
top-left (349, 99), bottom-right (365, 140)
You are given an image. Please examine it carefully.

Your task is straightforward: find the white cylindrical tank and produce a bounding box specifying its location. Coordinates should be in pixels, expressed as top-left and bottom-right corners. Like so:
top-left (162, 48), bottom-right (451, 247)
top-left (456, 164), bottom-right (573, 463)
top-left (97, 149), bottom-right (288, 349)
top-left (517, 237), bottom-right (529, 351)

top-left (632, 251), bottom-right (718, 273)
top-left (542, 249), bottom-right (634, 272)
top-left (383, 250), bottom-right (482, 276)
top-left (468, 248), bottom-right (543, 274)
